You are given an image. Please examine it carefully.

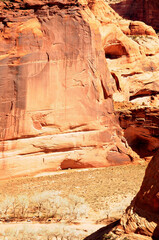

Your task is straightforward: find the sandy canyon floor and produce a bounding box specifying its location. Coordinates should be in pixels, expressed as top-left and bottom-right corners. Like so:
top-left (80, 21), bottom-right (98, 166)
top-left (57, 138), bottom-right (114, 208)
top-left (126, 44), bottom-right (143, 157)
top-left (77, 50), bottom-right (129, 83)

top-left (0, 163), bottom-right (148, 239)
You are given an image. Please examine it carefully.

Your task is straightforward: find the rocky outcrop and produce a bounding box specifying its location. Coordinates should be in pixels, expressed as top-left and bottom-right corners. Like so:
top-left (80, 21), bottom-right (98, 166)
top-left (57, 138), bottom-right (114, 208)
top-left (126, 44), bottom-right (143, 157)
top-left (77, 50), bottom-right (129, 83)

top-left (107, 0), bottom-right (159, 31)
top-left (120, 150), bottom-right (159, 239)
top-left (117, 106), bottom-right (159, 158)
top-left (89, 0), bottom-right (159, 105)
top-left (0, 0), bottom-right (159, 178)
top-left (0, 0), bottom-right (136, 179)
top-left (104, 25), bottom-right (159, 104)
top-left (81, 0), bottom-right (159, 111)
top-left (91, 0), bottom-right (159, 162)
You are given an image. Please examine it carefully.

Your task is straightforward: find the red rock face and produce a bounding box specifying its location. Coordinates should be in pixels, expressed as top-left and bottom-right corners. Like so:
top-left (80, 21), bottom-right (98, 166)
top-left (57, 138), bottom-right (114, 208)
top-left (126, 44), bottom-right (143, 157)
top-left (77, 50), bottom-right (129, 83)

top-left (0, 0), bottom-right (159, 179)
top-left (108, 0), bottom-right (159, 31)
top-left (90, 0), bottom-right (159, 104)
top-left (90, 0), bottom-right (159, 162)
top-left (121, 150), bottom-right (159, 239)
top-left (0, 0), bottom-right (134, 179)
top-left (118, 107), bottom-right (159, 158)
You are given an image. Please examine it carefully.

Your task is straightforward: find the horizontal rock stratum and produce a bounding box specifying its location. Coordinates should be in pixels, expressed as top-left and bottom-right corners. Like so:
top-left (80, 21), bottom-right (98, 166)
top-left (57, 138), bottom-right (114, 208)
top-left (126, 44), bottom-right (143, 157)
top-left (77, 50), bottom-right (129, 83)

top-left (0, 0), bottom-right (137, 179)
top-left (1, 0), bottom-right (159, 179)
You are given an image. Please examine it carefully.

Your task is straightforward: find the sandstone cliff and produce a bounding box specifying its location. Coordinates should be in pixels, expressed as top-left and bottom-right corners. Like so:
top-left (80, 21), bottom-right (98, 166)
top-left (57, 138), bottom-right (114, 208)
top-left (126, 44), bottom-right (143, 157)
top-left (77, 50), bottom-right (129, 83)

top-left (0, 0), bottom-right (136, 179)
top-left (107, 0), bottom-right (159, 31)
top-left (0, 0), bottom-right (159, 179)
top-left (115, 105), bottom-right (159, 158)
top-left (90, 0), bottom-right (159, 160)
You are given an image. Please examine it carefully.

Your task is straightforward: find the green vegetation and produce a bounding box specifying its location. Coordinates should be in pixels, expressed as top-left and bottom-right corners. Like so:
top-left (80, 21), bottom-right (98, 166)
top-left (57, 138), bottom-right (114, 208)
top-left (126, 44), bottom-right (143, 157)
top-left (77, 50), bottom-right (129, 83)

top-left (103, 233), bottom-right (117, 240)
top-left (103, 233), bottom-right (130, 240)
top-left (128, 34), bottom-right (155, 43)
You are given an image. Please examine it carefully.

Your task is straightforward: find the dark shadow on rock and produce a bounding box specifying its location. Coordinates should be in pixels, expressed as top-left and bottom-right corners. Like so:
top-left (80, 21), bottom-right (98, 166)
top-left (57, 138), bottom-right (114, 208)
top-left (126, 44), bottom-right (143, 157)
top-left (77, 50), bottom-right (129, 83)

top-left (152, 225), bottom-right (159, 240)
top-left (132, 206), bottom-right (159, 238)
top-left (83, 219), bottom-right (120, 240)
top-left (123, 149), bottom-right (159, 238)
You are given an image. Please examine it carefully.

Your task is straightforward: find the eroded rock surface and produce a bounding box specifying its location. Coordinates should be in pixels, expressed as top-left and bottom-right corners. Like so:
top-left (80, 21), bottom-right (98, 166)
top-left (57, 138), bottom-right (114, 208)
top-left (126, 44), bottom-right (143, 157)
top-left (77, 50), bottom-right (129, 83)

top-left (88, 0), bottom-right (159, 161)
top-left (116, 105), bottom-right (159, 158)
top-left (0, 0), bottom-right (135, 179)
top-left (88, 0), bottom-right (159, 106)
top-left (0, 0), bottom-right (159, 179)
top-left (106, 0), bottom-right (159, 31)
top-left (120, 150), bottom-right (159, 239)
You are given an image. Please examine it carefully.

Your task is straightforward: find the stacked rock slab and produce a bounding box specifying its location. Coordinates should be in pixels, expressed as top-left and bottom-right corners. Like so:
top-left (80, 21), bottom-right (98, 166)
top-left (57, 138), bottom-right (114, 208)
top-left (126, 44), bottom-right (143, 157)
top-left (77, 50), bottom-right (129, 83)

top-left (117, 107), bottom-right (159, 158)
top-left (120, 150), bottom-right (159, 239)
top-left (88, 0), bottom-right (159, 160)
top-left (89, 0), bottom-right (159, 106)
top-left (0, 0), bottom-right (134, 179)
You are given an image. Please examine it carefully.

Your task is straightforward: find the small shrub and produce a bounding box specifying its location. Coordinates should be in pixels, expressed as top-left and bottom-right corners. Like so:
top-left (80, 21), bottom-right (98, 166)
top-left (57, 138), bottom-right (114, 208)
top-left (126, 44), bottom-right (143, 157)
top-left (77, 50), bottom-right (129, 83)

top-left (0, 195), bottom-right (14, 218)
top-left (0, 191), bottom-right (91, 222)
top-left (103, 233), bottom-right (117, 240)
top-left (2, 225), bottom-right (87, 240)
top-left (17, 195), bottom-right (29, 218)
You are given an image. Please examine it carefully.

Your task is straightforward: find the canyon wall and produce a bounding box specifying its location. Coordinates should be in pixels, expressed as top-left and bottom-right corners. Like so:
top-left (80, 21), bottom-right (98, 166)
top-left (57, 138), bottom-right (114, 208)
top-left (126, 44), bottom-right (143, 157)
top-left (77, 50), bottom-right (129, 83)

top-left (0, 0), bottom-right (159, 179)
top-left (107, 0), bottom-right (159, 31)
top-left (94, 0), bottom-right (159, 159)
top-left (0, 0), bottom-right (134, 179)
top-left (117, 107), bottom-right (159, 158)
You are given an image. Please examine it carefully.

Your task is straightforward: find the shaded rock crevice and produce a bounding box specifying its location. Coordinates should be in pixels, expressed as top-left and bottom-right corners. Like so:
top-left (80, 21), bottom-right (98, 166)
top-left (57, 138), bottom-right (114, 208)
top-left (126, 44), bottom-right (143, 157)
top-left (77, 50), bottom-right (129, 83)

top-left (117, 106), bottom-right (159, 158)
top-left (107, 0), bottom-right (159, 31)
top-left (129, 90), bottom-right (159, 101)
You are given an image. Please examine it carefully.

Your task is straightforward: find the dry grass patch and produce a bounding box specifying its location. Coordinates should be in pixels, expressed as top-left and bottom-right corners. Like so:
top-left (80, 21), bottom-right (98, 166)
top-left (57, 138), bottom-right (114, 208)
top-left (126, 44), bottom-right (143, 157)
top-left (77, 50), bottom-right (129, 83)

top-left (0, 191), bottom-right (91, 222)
top-left (0, 224), bottom-right (87, 240)
top-left (0, 164), bottom-right (147, 224)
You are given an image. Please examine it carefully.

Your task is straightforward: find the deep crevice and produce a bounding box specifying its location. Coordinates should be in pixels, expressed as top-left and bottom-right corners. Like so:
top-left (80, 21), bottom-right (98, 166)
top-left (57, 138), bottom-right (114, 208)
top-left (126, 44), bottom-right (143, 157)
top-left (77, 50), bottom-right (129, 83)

top-left (105, 53), bottom-right (121, 59)
top-left (101, 81), bottom-right (108, 99)
top-left (130, 91), bottom-right (159, 101)
top-left (111, 72), bottom-right (121, 91)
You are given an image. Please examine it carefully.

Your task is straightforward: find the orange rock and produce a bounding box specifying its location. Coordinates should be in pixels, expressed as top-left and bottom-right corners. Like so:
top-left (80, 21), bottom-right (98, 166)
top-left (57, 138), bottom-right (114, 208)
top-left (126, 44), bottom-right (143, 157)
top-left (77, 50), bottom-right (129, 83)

top-left (99, 1), bottom-right (159, 111)
top-left (0, 0), bottom-right (158, 179)
top-left (121, 150), bottom-right (159, 238)
top-left (119, 108), bottom-right (159, 158)
top-left (0, 0), bottom-right (133, 179)
top-left (129, 21), bottom-right (157, 36)
top-left (108, 0), bottom-right (159, 31)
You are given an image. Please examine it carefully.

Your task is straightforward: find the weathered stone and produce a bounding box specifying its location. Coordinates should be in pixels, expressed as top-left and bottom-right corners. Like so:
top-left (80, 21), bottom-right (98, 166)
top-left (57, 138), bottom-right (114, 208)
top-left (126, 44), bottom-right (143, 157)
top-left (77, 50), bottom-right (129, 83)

top-left (0, 0), bottom-right (159, 179)
top-left (118, 107), bottom-right (159, 158)
top-left (121, 150), bottom-right (159, 239)
top-left (0, 0), bottom-right (134, 179)
top-left (107, 0), bottom-right (159, 31)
